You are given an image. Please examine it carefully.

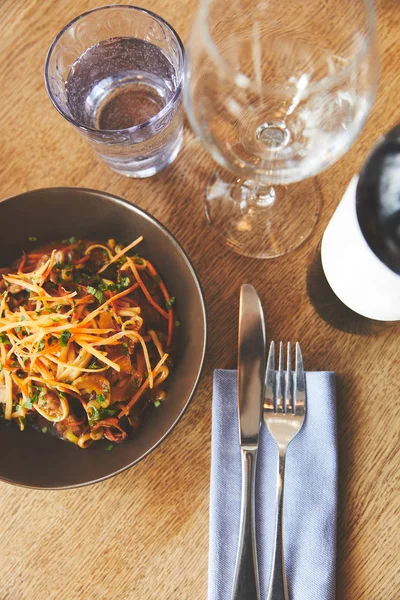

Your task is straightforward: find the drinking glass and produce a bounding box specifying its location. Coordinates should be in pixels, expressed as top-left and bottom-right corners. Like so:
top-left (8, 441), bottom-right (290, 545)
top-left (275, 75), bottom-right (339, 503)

top-left (184, 0), bottom-right (378, 258)
top-left (45, 5), bottom-right (184, 178)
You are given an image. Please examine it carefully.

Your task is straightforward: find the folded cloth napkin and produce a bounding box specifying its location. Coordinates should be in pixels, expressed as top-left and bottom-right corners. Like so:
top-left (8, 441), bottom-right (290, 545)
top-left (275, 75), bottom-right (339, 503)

top-left (209, 370), bottom-right (337, 600)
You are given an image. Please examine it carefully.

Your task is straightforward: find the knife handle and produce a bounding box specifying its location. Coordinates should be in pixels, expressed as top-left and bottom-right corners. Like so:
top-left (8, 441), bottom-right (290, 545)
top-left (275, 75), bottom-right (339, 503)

top-left (231, 446), bottom-right (260, 600)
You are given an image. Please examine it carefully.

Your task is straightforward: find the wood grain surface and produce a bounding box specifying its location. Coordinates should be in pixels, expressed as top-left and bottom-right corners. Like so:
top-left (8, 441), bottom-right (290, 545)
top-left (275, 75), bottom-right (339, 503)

top-left (0, 1), bottom-right (399, 599)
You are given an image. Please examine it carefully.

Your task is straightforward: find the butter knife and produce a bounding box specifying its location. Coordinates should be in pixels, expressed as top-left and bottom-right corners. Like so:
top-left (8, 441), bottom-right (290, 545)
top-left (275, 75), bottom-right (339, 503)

top-left (231, 284), bottom-right (266, 600)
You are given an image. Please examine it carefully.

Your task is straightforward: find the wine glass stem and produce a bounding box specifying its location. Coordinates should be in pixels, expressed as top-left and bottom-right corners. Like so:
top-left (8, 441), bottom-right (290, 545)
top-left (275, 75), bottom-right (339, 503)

top-left (248, 180), bottom-right (277, 208)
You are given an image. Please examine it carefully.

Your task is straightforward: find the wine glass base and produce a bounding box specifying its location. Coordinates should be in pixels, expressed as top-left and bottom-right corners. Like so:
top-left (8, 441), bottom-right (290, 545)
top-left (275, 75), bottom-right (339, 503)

top-left (205, 170), bottom-right (321, 259)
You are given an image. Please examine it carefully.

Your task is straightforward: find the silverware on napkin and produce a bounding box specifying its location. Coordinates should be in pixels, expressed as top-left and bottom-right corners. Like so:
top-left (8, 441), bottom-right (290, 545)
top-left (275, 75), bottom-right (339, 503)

top-left (231, 284), bottom-right (266, 600)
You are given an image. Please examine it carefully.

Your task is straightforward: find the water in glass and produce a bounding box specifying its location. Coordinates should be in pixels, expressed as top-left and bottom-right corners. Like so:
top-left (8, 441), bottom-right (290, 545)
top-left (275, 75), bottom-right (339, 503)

top-left (65, 37), bottom-right (182, 177)
top-left (45, 7), bottom-right (184, 178)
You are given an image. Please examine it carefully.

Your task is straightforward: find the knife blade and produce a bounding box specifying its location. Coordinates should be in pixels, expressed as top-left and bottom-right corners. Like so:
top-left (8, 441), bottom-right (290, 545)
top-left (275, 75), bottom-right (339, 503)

top-left (231, 284), bottom-right (266, 600)
top-left (238, 284), bottom-right (266, 447)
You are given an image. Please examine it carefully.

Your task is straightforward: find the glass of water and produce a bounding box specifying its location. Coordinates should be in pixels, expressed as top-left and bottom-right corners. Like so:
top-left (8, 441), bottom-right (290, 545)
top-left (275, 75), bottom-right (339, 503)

top-left (45, 5), bottom-right (184, 178)
top-left (185, 0), bottom-right (378, 258)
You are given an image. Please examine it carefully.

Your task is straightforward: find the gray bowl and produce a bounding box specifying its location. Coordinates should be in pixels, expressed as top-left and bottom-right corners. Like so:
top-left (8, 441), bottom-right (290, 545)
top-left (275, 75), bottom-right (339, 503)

top-left (0, 188), bottom-right (207, 488)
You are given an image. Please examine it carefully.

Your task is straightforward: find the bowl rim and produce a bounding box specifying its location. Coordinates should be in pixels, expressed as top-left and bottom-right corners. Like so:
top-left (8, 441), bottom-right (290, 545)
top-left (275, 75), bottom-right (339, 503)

top-left (0, 186), bottom-right (207, 490)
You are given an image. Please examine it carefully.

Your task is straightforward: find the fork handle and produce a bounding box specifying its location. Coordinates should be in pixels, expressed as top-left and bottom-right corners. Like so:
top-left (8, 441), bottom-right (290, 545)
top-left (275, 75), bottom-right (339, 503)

top-left (266, 451), bottom-right (289, 600)
top-left (231, 446), bottom-right (260, 600)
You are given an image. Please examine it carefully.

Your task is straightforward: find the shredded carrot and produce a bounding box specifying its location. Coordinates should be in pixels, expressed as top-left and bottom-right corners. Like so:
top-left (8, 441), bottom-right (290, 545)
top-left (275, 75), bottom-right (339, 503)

top-left (75, 340), bottom-right (121, 372)
top-left (41, 249), bottom-right (57, 282)
top-left (98, 236), bottom-right (143, 274)
top-left (0, 237), bottom-right (174, 448)
top-left (126, 256), bottom-right (168, 320)
top-left (79, 283), bottom-right (139, 326)
top-left (119, 353), bottom-right (168, 416)
top-left (17, 251), bottom-right (27, 274)
top-left (145, 260), bottom-right (174, 346)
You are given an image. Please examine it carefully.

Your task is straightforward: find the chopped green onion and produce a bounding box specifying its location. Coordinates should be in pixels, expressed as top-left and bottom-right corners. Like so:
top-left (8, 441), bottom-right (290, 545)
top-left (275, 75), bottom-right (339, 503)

top-left (41, 426), bottom-right (48, 434)
top-left (105, 444), bottom-right (114, 451)
top-left (28, 236), bottom-right (37, 242)
top-left (0, 334), bottom-right (9, 344)
top-left (153, 400), bottom-right (161, 408)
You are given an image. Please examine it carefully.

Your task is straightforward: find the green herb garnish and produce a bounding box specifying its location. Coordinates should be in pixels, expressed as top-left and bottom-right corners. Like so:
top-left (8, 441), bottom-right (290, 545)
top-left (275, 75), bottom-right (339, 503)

top-left (88, 361), bottom-right (100, 370)
top-left (0, 334), bottom-right (9, 344)
top-left (87, 286), bottom-right (105, 304)
top-left (96, 393), bottom-right (107, 405)
top-left (26, 386), bottom-right (41, 409)
top-left (41, 426), bottom-right (48, 434)
top-left (89, 406), bottom-right (116, 423)
top-left (28, 236), bottom-right (37, 242)
top-left (60, 330), bottom-right (71, 347)
top-left (116, 277), bottom-right (130, 291)
top-left (95, 289), bottom-right (105, 304)
top-left (99, 281), bottom-right (116, 292)
top-left (153, 400), bottom-right (161, 408)
top-left (165, 296), bottom-right (176, 309)
top-left (63, 236), bottom-right (77, 244)
top-left (38, 340), bottom-right (45, 351)
top-left (105, 444), bottom-right (114, 451)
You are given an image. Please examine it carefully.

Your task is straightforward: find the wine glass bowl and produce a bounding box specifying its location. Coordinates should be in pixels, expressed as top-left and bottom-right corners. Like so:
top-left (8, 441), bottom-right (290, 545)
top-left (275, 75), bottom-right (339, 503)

top-left (185, 0), bottom-right (378, 258)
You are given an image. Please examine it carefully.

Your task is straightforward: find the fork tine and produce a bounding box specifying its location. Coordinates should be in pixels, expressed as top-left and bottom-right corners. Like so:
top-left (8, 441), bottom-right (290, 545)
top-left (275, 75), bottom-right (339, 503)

top-left (294, 342), bottom-right (306, 415)
top-left (267, 340), bottom-right (275, 372)
top-left (285, 342), bottom-right (293, 413)
top-left (264, 341), bottom-right (275, 410)
top-left (276, 341), bottom-right (284, 413)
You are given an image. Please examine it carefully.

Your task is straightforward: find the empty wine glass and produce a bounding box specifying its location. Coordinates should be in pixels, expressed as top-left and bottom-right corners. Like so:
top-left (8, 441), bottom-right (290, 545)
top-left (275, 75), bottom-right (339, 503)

top-left (184, 0), bottom-right (378, 258)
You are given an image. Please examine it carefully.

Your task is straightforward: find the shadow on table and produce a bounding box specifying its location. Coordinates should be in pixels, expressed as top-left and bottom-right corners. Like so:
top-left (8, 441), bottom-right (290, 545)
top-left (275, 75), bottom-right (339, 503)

top-left (335, 371), bottom-right (358, 600)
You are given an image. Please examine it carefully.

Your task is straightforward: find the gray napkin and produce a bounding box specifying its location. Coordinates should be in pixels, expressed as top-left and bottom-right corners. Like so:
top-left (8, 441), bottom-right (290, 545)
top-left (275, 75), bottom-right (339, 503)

top-left (209, 370), bottom-right (337, 600)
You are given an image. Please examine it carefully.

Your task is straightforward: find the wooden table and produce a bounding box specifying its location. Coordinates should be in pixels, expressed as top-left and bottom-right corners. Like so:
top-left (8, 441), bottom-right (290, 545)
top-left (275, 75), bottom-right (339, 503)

top-left (0, 1), bottom-right (399, 598)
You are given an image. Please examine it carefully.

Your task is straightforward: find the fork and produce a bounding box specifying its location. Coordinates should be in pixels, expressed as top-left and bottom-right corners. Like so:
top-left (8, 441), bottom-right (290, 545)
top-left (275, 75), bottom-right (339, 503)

top-left (263, 341), bottom-right (306, 600)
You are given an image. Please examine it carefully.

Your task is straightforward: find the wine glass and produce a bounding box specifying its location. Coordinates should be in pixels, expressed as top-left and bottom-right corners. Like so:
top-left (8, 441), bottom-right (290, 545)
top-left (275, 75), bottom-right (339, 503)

top-left (184, 0), bottom-right (378, 258)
